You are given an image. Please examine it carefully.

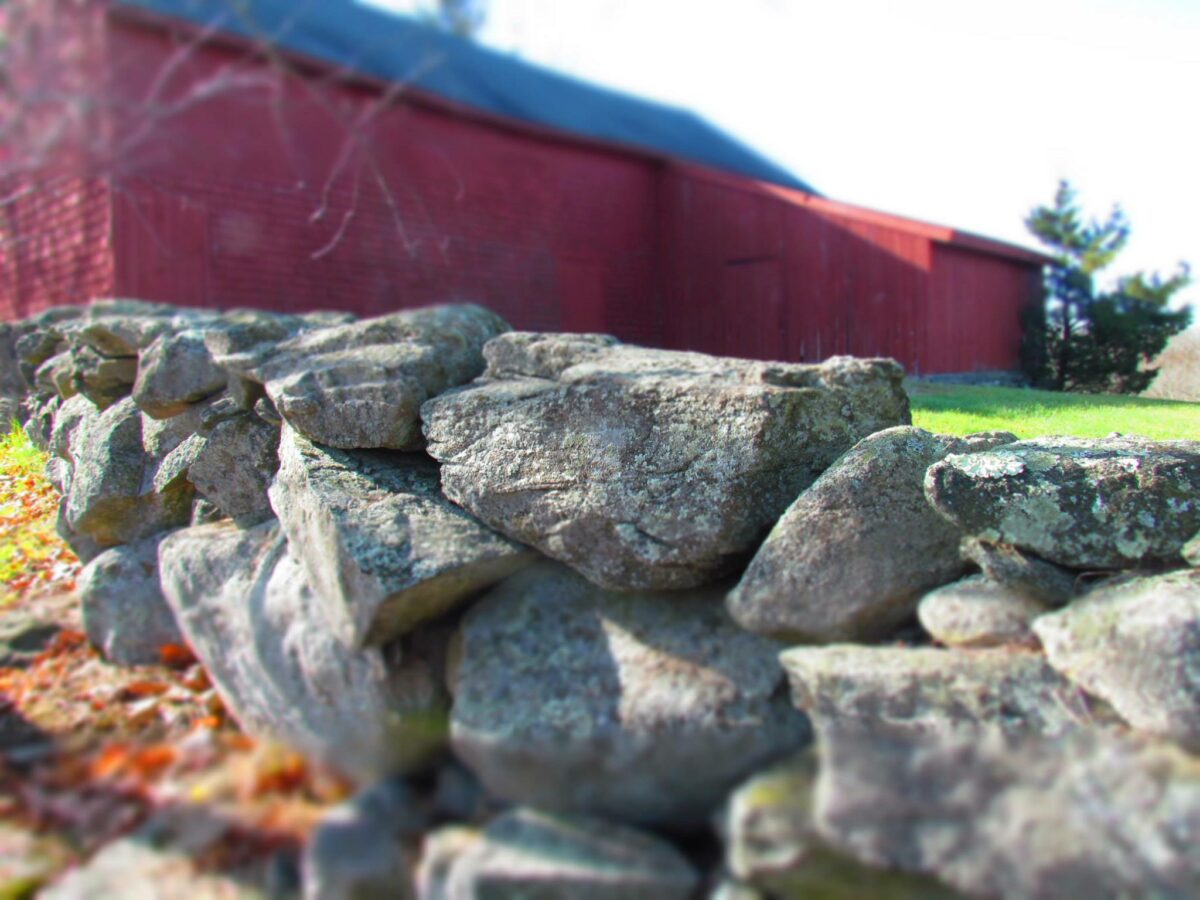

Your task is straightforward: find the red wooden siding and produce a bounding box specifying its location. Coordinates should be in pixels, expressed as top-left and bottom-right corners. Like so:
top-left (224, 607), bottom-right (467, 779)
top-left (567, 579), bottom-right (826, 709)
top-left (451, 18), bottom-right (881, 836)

top-left (0, 7), bottom-right (1047, 376)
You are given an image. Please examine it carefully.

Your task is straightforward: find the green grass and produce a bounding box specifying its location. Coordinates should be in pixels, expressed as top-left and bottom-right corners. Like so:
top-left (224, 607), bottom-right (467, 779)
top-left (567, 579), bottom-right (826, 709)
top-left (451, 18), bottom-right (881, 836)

top-left (909, 382), bottom-right (1200, 440)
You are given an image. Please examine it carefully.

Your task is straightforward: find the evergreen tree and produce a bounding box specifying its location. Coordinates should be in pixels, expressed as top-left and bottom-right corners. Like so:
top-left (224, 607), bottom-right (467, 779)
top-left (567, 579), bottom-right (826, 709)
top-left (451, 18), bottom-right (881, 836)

top-left (1024, 181), bottom-right (1192, 393)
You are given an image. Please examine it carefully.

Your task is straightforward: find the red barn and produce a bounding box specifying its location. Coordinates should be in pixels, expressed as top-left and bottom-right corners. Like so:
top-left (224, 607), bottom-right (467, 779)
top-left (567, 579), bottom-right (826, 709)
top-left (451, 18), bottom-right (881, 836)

top-left (1, 0), bottom-right (1048, 374)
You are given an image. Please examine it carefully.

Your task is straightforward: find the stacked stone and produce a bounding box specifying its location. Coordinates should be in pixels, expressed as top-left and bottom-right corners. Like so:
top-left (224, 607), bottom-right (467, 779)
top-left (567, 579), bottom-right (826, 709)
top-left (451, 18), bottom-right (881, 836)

top-left (5, 299), bottom-right (1200, 899)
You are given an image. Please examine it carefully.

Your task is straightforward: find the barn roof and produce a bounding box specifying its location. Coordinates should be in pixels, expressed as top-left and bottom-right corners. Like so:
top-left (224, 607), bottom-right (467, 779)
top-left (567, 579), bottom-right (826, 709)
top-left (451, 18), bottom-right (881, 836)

top-left (112, 0), bottom-right (818, 193)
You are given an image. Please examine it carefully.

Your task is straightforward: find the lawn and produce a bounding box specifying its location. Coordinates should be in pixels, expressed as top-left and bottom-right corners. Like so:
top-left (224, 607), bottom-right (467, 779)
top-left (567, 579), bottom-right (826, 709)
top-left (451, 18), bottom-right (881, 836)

top-left (909, 382), bottom-right (1200, 441)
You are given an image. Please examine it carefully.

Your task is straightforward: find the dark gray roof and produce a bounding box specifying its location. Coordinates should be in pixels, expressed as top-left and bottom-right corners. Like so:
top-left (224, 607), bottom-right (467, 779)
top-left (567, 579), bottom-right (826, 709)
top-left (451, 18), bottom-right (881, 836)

top-left (114, 0), bottom-right (817, 192)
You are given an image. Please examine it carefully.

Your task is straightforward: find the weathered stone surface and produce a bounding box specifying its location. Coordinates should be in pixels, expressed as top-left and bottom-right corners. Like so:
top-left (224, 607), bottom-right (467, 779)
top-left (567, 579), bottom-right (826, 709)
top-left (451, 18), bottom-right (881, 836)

top-left (216, 304), bottom-right (509, 450)
top-left (814, 725), bottom-right (1200, 899)
top-left (63, 398), bottom-right (194, 548)
top-left (727, 427), bottom-right (997, 642)
top-left (159, 520), bottom-right (448, 782)
top-left (302, 778), bottom-right (424, 900)
top-left (1034, 568), bottom-right (1200, 748)
top-left (450, 562), bottom-right (810, 826)
top-left (720, 752), bottom-right (959, 900)
top-left (269, 426), bottom-right (534, 647)
top-left (925, 436), bottom-right (1200, 569)
top-left (1185, 531), bottom-right (1200, 566)
top-left (917, 576), bottom-right (1047, 648)
top-left (780, 645), bottom-right (1096, 739)
top-left (44, 394), bottom-right (101, 495)
top-left (70, 345), bottom-right (138, 409)
top-left (132, 331), bottom-right (227, 419)
top-left (188, 411), bottom-right (280, 525)
top-left (960, 537), bottom-right (1078, 606)
top-left (423, 809), bottom-right (698, 900)
top-left (78, 535), bottom-right (182, 666)
top-left (423, 334), bottom-right (910, 590)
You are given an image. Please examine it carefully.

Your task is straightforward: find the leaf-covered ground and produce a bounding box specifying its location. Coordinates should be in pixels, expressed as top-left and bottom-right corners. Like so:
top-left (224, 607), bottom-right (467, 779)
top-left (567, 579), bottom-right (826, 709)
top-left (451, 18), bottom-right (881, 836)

top-left (0, 426), bottom-right (345, 897)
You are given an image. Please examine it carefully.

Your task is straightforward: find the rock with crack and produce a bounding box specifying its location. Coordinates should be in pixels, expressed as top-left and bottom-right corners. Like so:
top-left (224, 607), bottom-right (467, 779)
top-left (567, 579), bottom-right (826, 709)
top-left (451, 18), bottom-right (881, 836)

top-left (1034, 568), bottom-right (1200, 749)
top-left (158, 520), bottom-right (448, 782)
top-left (78, 533), bottom-right (182, 666)
top-left (813, 724), bottom-right (1200, 899)
top-left (925, 436), bottom-right (1200, 569)
top-left (917, 576), bottom-right (1048, 648)
top-left (132, 330), bottom-right (227, 419)
top-left (187, 410), bottom-right (280, 525)
top-left (727, 427), bottom-right (1012, 642)
top-left (268, 426), bottom-right (534, 648)
top-left (959, 537), bottom-right (1078, 607)
top-left (779, 645), bottom-right (1102, 740)
top-left (423, 333), bottom-right (910, 590)
top-left (213, 303), bottom-right (509, 450)
top-left (449, 562), bottom-right (810, 826)
top-left (62, 398), bottom-right (195, 549)
top-left (418, 809), bottom-right (699, 900)
top-left (719, 751), bottom-right (960, 899)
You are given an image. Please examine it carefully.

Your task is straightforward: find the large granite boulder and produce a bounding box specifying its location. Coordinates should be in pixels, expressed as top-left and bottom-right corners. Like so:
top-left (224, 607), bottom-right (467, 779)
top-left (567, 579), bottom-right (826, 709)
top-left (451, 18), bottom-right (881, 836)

top-left (925, 436), bottom-right (1200, 569)
top-left (158, 520), bottom-right (448, 783)
top-left (780, 645), bottom-right (1098, 740)
top-left (814, 725), bottom-right (1200, 899)
top-left (212, 304), bottom-right (509, 450)
top-left (450, 562), bottom-right (810, 826)
top-left (423, 334), bottom-right (910, 590)
top-left (268, 426), bottom-right (533, 648)
top-left (727, 427), bottom-right (1012, 642)
top-left (132, 331), bottom-right (227, 419)
top-left (418, 809), bottom-right (698, 900)
top-left (1034, 568), bottom-right (1200, 748)
top-left (78, 534), bottom-right (183, 666)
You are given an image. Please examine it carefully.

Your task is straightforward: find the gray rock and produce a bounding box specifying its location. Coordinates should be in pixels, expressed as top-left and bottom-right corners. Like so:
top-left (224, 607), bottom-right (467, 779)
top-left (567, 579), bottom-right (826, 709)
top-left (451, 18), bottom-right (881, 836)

top-left (414, 826), bottom-right (483, 900)
top-left (303, 778), bottom-right (424, 900)
top-left (188, 411), bottom-right (280, 525)
top-left (16, 327), bottom-right (68, 388)
top-left (216, 304), bottom-right (509, 450)
top-left (158, 520), bottom-right (448, 783)
top-left (1185, 531), bottom-right (1199, 566)
top-left (423, 335), bottom-right (910, 590)
top-left (917, 576), bottom-right (1047, 648)
top-left (0, 611), bottom-right (60, 668)
top-left (1034, 568), bottom-right (1200, 748)
top-left (268, 426), bottom-right (534, 648)
top-left (727, 427), bottom-right (977, 642)
top-left (450, 562), bottom-right (810, 826)
top-left (70, 345), bottom-right (138, 409)
top-left (132, 331), bottom-right (227, 419)
top-left (720, 752), bottom-right (959, 900)
top-left (45, 394), bottom-right (101, 494)
top-left (22, 393), bottom-right (60, 451)
top-left (63, 398), bottom-right (194, 548)
top-left (925, 436), bottom-right (1200, 569)
top-left (424, 809), bottom-right (698, 900)
top-left (78, 535), bottom-right (182, 666)
top-left (780, 645), bottom-right (1098, 739)
top-left (960, 537), bottom-right (1078, 606)
top-left (814, 725), bottom-right (1200, 899)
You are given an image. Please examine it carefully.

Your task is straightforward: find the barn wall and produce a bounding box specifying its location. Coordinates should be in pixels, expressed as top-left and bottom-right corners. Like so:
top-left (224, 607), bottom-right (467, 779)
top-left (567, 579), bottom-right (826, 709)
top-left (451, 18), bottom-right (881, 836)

top-left (104, 21), bottom-right (663, 343)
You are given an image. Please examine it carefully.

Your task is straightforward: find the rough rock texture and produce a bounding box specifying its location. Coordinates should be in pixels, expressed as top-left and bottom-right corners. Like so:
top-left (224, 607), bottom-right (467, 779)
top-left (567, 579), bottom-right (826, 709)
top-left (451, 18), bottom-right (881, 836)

top-left (420, 809), bottom-right (699, 900)
top-left (815, 725), bottom-right (1200, 899)
top-left (302, 778), bottom-right (424, 900)
top-left (158, 520), bottom-right (448, 783)
top-left (423, 334), bottom-right (911, 590)
top-left (960, 537), bottom-right (1078, 606)
top-left (917, 576), bottom-right (1047, 648)
top-left (215, 304), bottom-right (509, 450)
top-left (269, 426), bottom-right (533, 648)
top-left (132, 331), bottom-right (227, 419)
top-left (1034, 568), bottom-right (1200, 748)
top-left (62, 398), bottom-right (194, 548)
top-left (69, 346), bottom-right (138, 410)
top-left (925, 436), bottom-right (1200, 569)
top-left (727, 427), bottom-right (1010, 642)
top-left (78, 535), bottom-right (183, 666)
top-left (188, 410), bottom-right (280, 525)
top-left (450, 562), bottom-right (810, 826)
top-left (780, 645), bottom-right (1097, 739)
top-left (720, 752), bottom-right (958, 900)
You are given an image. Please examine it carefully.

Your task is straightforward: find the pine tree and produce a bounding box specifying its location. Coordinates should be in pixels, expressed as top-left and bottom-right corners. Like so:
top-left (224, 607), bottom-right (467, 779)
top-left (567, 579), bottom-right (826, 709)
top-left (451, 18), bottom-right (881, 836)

top-left (1024, 181), bottom-right (1192, 393)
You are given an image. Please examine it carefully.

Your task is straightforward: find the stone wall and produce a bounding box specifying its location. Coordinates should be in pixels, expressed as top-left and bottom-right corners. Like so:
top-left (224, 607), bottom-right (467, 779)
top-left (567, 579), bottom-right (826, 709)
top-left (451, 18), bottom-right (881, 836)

top-left (5, 299), bottom-right (1200, 899)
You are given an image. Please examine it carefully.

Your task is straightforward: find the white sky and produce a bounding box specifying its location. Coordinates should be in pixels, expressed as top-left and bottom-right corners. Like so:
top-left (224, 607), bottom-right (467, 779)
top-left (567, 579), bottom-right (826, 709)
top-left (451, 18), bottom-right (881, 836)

top-left (365, 0), bottom-right (1198, 308)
